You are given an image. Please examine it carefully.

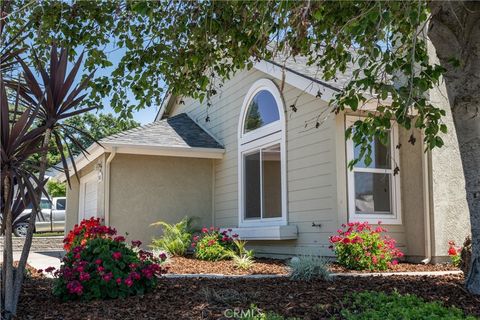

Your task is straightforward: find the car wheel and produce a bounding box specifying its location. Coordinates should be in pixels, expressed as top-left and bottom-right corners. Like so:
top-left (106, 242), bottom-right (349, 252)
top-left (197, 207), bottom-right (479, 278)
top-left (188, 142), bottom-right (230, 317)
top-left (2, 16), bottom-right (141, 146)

top-left (13, 223), bottom-right (29, 237)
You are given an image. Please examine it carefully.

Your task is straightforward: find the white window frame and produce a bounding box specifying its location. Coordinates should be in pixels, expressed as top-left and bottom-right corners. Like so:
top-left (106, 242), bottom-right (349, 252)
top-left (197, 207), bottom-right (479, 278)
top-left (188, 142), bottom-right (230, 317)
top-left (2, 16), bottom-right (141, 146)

top-left (345, 116), bottom-right (402, 225)
top-left (238, 78), bottom-right (287, 227)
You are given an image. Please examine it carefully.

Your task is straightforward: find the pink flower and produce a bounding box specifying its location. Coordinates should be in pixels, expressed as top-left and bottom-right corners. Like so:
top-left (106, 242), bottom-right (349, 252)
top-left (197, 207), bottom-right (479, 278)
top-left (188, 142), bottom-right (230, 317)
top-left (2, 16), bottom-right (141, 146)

top-left (79, 272), bottom-right (90, 282)
top-left (114, 236), bottom-right (126, 242)
top-left (201, 227), bottom-right (208, 233)
top-left (97, 266), bottom-right (105, 273)
top-left (392, 260), bottom-right (399, 265)
top-left (95, 259), bottom-right (102, 265)
top-left (159, 253), bottom-right (167, 261)
top-left (45, 266), bottom-right (56, 273)
top-left (131, 240), bottom-right (142, 247)
top-left (116, 277), bottom-right (122, 284)
top-left (124, 278), bottom-right (134, 287)
top-left (112, 251), bottom-right (122, 260)
top-left (103, 272), bottom-right (113, 282)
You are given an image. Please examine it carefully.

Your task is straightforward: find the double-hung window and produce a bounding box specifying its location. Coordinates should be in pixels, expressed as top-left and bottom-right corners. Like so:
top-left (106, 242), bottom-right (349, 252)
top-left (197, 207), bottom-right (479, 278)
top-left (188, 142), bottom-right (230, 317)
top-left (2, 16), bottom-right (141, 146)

top-left (346, 116), bottom-right (402, 224)
top-left (238, 79), bottom-right (287, 227)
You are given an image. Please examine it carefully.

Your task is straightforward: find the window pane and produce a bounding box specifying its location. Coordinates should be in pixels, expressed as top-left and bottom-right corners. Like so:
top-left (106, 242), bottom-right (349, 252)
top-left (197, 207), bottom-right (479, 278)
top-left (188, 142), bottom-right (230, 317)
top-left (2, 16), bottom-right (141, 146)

top-left (354, 172), bottom-right (391, 214)
top-left (244, 90), bottom-right (280, 133)
top-left (262, 144), bottom-right (282, 218)
top-left (56, 199), bottom-right (66, 210)
top-left (354, 135), bottom-right (391, 169)
top-left (244, 152), bottom-right (261, 219)
top-left (40, 199), bottom-right (51, 210)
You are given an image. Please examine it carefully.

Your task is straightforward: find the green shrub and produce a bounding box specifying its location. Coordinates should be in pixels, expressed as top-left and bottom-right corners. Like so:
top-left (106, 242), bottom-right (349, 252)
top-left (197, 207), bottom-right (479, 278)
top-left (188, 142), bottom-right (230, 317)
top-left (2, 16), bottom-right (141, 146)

top-left (223, 240), bottom-right (254, 270)
top-left (50, 225), bottom-right (166, 301)
top-left (151, 217), bottom-right (193, 256)
top-left (238, 305), bottom-right (300, 320)
top-left (192, 227), bottom-right (236, 261)
top-left (329, 222), bottom-right (404, 271)
top-left (340, 291), bottom-right (476, 320)
top-left (288, 255), bottom-right (331, 281)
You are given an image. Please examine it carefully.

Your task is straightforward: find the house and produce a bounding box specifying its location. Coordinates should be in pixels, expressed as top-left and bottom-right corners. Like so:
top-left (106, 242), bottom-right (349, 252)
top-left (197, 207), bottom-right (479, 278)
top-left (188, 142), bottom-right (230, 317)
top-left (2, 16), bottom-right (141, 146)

top-left (59, 55), bottom-right (470, 262)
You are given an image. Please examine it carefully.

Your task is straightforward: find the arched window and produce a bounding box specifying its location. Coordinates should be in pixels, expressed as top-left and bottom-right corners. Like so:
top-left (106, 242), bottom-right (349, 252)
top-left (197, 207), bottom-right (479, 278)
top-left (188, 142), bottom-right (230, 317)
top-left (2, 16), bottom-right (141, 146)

top-left (238, 79), bottom-right (287, 227)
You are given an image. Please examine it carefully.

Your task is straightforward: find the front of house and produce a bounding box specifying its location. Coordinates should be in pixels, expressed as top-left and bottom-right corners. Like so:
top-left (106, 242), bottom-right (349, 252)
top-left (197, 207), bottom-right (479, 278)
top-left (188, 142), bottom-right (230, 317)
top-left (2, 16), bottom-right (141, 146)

top-left (61, 57), bottom-right (470, 262)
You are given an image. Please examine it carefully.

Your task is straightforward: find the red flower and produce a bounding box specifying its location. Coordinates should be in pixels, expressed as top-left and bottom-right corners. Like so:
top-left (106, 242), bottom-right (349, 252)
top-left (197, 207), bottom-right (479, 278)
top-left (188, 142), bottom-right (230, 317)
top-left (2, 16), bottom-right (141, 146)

top-left (79, 272), bottom-right (90, 282)
top-left (342, 238), bottom-right (351, 244)
top-left (114, 236), bottom-right (126, 242)
top-left (95, 259), bottom-right (102, 265)
top-left (201, 227), bottom-right (208, 233)
top-left (131, 240), bottom-right (142, 247)
top-left (103, 272), bottom-right (113, 282)
top-left (124, 278), bottom-right (134, 287)
top-left (45, 266), bottom-right (56, 273)
top-left (112, 251), bottom-right (122, 260)
top-left (116, 277), bottom-right (122, 285)
top-left (448, 247), bottom-right (458, 256)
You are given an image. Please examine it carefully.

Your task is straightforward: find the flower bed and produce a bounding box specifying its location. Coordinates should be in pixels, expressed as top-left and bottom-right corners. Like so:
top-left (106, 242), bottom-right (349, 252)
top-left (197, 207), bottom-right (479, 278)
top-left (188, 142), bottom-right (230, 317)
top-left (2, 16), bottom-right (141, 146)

top-left (18, 274), bottom-right (479, 319)
top-left (329, 262), bottom-right (459, 274)
top-left (165, 256), bottom-right (288, 276)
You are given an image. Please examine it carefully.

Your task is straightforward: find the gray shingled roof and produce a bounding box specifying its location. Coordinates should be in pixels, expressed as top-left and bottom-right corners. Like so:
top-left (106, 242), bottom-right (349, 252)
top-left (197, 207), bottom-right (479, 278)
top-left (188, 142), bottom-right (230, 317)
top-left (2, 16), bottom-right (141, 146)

top-left (270, 54), bottom-right (355, 92)
top-left (101, 113), bottom-right (223, 149)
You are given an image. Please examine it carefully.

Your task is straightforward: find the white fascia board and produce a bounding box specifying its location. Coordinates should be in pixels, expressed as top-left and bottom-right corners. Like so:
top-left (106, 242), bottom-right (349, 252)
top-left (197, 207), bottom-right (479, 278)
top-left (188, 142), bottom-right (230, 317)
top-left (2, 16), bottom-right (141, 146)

top-left (102, 142), bottom-right (225, 159)
top-left (55, 144), bottom-right (105, 182)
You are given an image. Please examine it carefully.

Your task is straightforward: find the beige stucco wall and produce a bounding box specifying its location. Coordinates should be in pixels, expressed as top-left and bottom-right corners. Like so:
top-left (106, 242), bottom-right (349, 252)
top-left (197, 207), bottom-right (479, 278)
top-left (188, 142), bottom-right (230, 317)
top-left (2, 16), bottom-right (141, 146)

top-left (427, 44), bottom-right (470, 260)
top-left (65, 154), bottom-right (106, 233)
top-left (168, 67), bottom-right (432, 258)
top-left (108, 154), bottom-right (213, 247)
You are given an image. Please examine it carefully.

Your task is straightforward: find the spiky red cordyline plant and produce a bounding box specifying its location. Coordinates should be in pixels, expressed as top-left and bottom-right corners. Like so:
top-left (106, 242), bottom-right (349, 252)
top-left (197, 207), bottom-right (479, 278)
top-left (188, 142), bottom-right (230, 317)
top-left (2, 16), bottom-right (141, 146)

top-left (1, 46), bottom-right (97, 317)
top-left (0, 75), bottom-right (48, 318)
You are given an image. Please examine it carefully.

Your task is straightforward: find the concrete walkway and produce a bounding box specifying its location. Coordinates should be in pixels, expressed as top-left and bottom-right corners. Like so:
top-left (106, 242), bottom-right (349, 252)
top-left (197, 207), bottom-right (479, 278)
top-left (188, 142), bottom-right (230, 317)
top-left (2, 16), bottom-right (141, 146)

top-left (0, 251), bottom-right (64, 274)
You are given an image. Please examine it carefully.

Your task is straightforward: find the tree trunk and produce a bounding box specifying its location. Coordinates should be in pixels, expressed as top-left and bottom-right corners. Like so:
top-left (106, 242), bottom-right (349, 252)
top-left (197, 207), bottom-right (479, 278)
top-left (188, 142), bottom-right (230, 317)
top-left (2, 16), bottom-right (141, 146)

top-left (8, 128), bottom-right (52, 316)
top-left (428, 1), bottom-right (480, 294)
top-left (2, 175), bottom-right (15, 319)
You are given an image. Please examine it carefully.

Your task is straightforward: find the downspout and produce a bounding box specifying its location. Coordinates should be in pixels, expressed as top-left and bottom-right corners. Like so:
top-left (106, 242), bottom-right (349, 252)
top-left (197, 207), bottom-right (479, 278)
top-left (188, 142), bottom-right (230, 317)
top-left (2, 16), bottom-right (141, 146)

top-left (212, 159), bottom-right (215, 226)
top-left (421, 146), bottom-right (433, 264)
top-left (104, 147), bottom-right (117, 226)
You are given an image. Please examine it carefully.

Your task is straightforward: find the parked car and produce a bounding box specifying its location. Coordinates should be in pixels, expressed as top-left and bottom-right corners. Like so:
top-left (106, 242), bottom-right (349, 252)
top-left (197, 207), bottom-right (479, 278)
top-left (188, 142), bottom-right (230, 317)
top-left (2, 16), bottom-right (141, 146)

top-left (13, 197), bottom-right (66, 237)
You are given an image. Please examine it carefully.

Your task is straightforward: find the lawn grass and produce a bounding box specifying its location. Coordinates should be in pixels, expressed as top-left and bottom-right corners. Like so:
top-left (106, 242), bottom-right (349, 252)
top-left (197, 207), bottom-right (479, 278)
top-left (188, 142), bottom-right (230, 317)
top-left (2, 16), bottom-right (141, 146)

top-left (33, 232), bottom-right (64, 237)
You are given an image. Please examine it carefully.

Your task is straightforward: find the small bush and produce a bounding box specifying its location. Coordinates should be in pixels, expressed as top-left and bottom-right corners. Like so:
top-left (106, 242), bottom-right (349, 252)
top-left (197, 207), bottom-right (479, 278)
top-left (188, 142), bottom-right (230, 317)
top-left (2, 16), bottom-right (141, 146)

top-left (50, 222), bottom-right (166, 301)
top-left (288, 255), bottom-right (331, 281)
top-left (192, 227), bottom-right (237, 261)
top-left (151, 217), bottom-right (193, 256)
top-left (63, 217), bottom-right (115, 252)
top-left (340, 291), bottom-right (476, 319)
top-left (223, 240), bottom-right (254, 270)
top-left (238, 305), bottom-right (300, 320)
top-left (448, 240), bottom-right (461, 267)
top-left (329, 221), bottom-right (403, 271)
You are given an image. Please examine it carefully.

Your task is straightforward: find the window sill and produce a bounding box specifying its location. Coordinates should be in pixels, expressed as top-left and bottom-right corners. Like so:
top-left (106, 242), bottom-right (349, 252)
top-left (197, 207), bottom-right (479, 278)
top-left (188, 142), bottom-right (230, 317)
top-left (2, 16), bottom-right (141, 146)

top-left (224, 225), bottom-right (298, 240)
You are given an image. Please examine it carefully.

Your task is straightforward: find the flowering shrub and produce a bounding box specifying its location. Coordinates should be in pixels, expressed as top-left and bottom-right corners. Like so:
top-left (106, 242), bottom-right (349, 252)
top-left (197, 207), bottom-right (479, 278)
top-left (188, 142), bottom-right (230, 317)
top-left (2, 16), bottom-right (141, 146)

top-left (191, 227), bottom-right (238, 261)
top-left (329, 222), bottom-right (404, 271)
top-left (51, 223), bottom-right (166, 301)
top-left (448, 241), bottom-right (461, 267)
top-left (63, 217), bottom-right (116, 252)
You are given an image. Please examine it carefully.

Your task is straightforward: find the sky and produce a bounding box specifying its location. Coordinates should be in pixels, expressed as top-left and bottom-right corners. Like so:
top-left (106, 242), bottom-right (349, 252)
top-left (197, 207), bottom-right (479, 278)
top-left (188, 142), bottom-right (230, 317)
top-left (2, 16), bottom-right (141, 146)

top-left (91, 47), bottom-right (163, 125)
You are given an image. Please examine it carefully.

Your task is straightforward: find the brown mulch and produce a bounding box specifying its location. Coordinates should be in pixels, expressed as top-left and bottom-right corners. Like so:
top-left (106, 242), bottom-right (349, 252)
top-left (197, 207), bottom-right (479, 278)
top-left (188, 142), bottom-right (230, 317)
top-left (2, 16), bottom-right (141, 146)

top-left (329, 262), bottom-right (460, 273)
top-left (165, 256), bottom-right (289, 275)
top-left (16, 274), bottom-right (480, 319)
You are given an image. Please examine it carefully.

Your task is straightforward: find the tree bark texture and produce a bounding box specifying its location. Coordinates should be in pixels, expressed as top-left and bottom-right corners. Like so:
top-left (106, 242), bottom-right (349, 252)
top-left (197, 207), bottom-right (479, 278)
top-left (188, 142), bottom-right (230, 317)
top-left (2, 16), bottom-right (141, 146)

top-left (428, 0), bottom-right (480, 294)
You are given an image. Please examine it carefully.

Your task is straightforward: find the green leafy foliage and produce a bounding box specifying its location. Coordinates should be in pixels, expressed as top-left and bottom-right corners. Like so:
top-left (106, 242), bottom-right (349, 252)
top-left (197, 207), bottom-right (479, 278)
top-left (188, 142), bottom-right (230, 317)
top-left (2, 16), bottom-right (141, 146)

top-left (46, 179), bottom-right (66, 197)
top-left (51, 221), bottom-right (166, 301)
top-left (192, 227), bottom-right (237, 261)
top-left (150, 217), bottom-right (193, 256)
top-left (329, 222), bottom-right (404, 271)
top-left (3, 1), bottom-right (449, 159)
top-left (223, 240), bottom-right (255, 270)
top-left (238, 305), bottom-right (300, 320)
top-left (288, 255), bottom-right (331, 281)
top-left (340, 291), bottom-right (476, 319)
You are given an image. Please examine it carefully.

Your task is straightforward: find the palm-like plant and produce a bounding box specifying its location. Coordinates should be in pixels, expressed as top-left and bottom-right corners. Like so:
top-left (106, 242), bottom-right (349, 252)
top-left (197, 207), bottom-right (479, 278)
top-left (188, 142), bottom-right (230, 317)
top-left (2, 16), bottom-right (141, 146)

top-left (1, 45), bottom-right (98, 318)
top-left (0, 76), bottom-right (48, 317)
top-left (151, 217), bottom-right (194, 256)
top-left (223, 240), bottom-right (255, 270)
